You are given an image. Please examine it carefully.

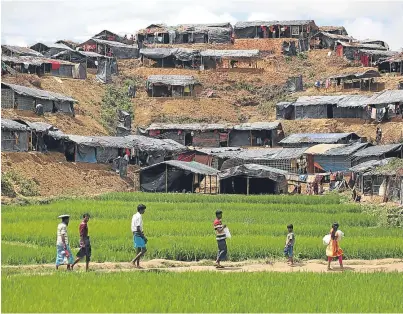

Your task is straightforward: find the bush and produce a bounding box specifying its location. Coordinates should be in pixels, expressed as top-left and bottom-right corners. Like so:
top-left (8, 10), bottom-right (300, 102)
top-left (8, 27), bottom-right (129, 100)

top-left (1, 174), bottom-right (16, 198)
top-left (19, 180), bottom-right (39, 197)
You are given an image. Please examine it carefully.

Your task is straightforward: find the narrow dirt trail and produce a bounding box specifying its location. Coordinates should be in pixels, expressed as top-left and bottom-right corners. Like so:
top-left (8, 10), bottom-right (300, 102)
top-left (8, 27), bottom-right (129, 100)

top-left (4, 258), bottom-right (403, 274)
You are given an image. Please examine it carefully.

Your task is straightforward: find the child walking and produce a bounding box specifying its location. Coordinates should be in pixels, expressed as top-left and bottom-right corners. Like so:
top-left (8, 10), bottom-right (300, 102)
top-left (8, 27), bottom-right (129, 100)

top-left (284, 224), bottom-right (295, 266)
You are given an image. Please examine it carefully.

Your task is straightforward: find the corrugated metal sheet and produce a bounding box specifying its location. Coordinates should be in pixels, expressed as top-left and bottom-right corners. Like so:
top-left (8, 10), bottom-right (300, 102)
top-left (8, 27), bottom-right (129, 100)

top-left (366, 90), bottom-right (403, 105)
top-left (1, 119), bottom-right (29, 131)
top-left (321, 142), bottom-right (369, 156)
top-left (147, 75), bottom-right (198, 86)
top-left (353, 144), bottom-right (403, 157)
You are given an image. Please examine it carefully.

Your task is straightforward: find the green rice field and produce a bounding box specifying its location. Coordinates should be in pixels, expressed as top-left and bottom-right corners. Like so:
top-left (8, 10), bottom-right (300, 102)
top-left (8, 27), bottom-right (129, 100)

top-left (2, 193), bottom-right (402, 264)
top-left (2, 271), bottom-right (403, 313)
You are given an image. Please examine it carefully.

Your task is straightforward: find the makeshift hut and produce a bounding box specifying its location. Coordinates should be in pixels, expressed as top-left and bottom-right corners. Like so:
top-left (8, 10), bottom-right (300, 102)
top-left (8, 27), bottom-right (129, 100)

top-left (193, 147), bottom-right (244, 169)
top-left (30, 42), bottom-right (74, 57)
top-left (311, 32), bottom-right (353, 49)
top-left (366, 90), bottom-right (403, 122)
top-left (137, 24), bottom-right (171, 45)
top-left (228, 122), bottom-right (283, 147)
top-left (220, 147), bottom-right (308, 173)
top-left (79, 38), bottom-right (139, 59)
top-left (318, 26), bottom-right (348, 36)
top-left (1, 55), bottom-right (86, 79)
top-left (352, 144), bottom-right (403, 165)
top-left (327, 70), bottom-right (382, 92)
top-left (92, 30), bottom-right (130, 44)
top-left (377, 53), bottom-right (403, 75)
top-left (335, 41), bottom-right (387, 60)
top-left (219, 163), bottom-right (288, 195)
top-left (175, 23), bottom-right (233, 44)
top-left (146, 75), bottom-right (200, 97)
top-left (55, 40), bottom-right (79, 49)
top-left (332, 95), bottom-right (371, 119)
top-left (358, 49), bottom-right (398, 67)
top-left (279, 133), bottom-right (361, 148)
top-left (1, 82), bottom-right (76, 114)
top-left (305, 142), bottom-right (369, 173)
top-left (200, 50), bottom-right (260, 71)
top-left (140, 48), bottom-right (200, 68)
top-left (359, 39), bottom-right (389, 50)
top-left (138, 160), bottom-right (219, 193)
top-left (234, 20), bottom-right (318, 39)
top-left (1, 45), bottom-right (43, 57)
top-left (1, 119), bottom-right (29, 152)
top-left (145, 123), bottom-right (230, 147)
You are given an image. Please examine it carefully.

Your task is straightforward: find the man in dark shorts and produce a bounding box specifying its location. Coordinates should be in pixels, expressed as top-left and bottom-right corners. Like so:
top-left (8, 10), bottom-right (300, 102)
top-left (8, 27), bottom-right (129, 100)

top-left (72, 213), bottom-right (91, 271)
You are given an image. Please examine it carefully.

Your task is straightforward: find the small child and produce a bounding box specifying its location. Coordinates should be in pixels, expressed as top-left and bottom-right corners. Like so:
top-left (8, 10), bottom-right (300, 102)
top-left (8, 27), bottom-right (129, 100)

top-left (284, 224), bottom-right (295, 265)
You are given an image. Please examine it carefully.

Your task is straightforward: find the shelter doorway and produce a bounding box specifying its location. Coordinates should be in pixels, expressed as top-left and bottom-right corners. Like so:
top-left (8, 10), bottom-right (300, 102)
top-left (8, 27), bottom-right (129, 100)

top-left (220, 177), bottom-right (277, 194)
top-left (183, 34), bottom-right (189, 43)
top-left (185, 133), bottom-right (193, 146)
top-left (64, 142), bottom-right (75, 162)
top-left (327, 104), bottom-right (334, 118)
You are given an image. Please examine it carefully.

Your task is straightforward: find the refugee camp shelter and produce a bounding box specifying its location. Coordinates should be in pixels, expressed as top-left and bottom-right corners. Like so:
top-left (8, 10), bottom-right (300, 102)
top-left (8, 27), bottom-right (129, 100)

top-left (200, 50), bottom-right (260, 71)
top-left (30, 42), bottom-right (73, 56)
top-left (79, 38), bottom-right (139, 59)
top-left (350, 158), bottom-right (403, 202)
top-left (219, 163), bottom-right (288, 195)
top-left (1, 119), bottom-right (29, 152)
top-left (279, 133), bottom-right (361, 148)
top-left (220, 147), bottom-right (308, 173)
top-left (12, 120), bottom-right (58, 152)
top-left (138, 160), bottom-right (219, 193)
top-left (358, 50), bottom-right (398, 67)
top-left (359, 39), bottom-right (389, 49)
top-left (311, 32), bottom-right (353, 49)
top-left (327, 70), bottom-right (382, 92)
top-left (92, 30), bottom-right (131, 44)
top-left (1, 45), bottom-right (43, 57)
top-left (304, 142), bottom-right (369, 173)
top-left (234, 20), bottom-right (318, 39)
top-left (145, 123), bottom-right (230, 147)
top-left (352, 144), bottom-right (403, 165)
top-left (140, 48), bottom-right (200, 68)
top-left (146, 75), bottom-right (200, 97)
top-left (1, 82), bottom-right (76, 113)
top-left (378, 53), bottom-right (403, 75)
top-left (335, 41), bottom-right (387, 60)
top-left (318, 26), bottom-right (348, 36)
top-left (193, 147), bottom-right (244, 169)
top-left (1, 56), bottom-right (86, 79)
top-left (366, 90), bottom-right (403, 122)
top-left (228, 122), bottom-right (283, 147)
top-left (55, 40), bottom-right (79, 49)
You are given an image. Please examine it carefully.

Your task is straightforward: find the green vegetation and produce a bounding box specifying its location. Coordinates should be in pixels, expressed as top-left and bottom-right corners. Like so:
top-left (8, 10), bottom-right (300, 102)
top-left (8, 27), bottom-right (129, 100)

top-left (1, 171), bottom-right (39, 197)
top-left (2, 193), bottom-right (402, 265)
top-left (2, 271), bottom-right (402, 313)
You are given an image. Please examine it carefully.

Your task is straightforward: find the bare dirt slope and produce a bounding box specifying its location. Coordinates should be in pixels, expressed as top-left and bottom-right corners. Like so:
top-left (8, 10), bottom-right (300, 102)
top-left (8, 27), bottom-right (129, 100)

top-left (1, 152), bottom-right (135, 198)
top-left (4, 258), bottom-right (403, 273)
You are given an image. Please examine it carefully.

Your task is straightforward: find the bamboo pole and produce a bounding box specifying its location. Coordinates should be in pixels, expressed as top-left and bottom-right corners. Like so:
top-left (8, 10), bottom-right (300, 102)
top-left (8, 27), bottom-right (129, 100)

top-left (209, 175), bottom-right (212, 194)
top-left (204, 175), bottom-right (207, 194)
top-left (165, 164), bottom-right (168, 193)
top-left (247, 177), bottom-right (250, 195)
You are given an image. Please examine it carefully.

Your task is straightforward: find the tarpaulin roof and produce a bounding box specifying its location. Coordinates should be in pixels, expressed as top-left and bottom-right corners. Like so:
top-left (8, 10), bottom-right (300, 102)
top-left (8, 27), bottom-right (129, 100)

top-left (293, 95), bottom-right (370, 108)
top-left (363, 158), bottom-right (403, 176)
top-left (280, 133), bottom-right (359, 144)
top-left (139, 160), bottom-right (219, 175)
top-left (23, 121), bottom-right (55, 132)
top-left (81, 38), bottom-right (137, 49)
top-left (315, 32), bottom-right (353, 41)
top-left (233, 121), bottom-right (280, 131)
top-left (200, 50), bottom-right (260, 58)
top-left (147, 122), bottom-right (229, 131)
top-left (219, 163), bottom-right (288, 181)
top-left (2, 55), bottom-right (75, 66)
top-left (359, 39), bottom-right (389, 49)
top-left (304, 144), bottom-right (345, 155)
top-left (73, 51), bottom-right (105, 58)
top-left (1, 119), bottom-right (29, 131)
top-left (147, 75), bottom-right (199, 86)
top-left (30, 42), bottom-right (74, 51)
top-left (336, 41), bottom-right (387, 50)
top-left (381, 53), bottom-right (403, 63)
top-left (320, 142), bottom-right (369, 156)
top-left (319, 26), bottom-right (347, 33)
top-left (359, 49), bottom-right (398, 57)
top-left (1, 82), bottom-right (76, 102)
top-left (349, 158), bottom-right (394, 173)
top-left (366, 90), bottom-right (403, 105)
top-left (352, 144), bottom-right (402, 158)
top-left (336, 95), bottom-right (371, 108)
top-left (177, 22), bottom-right (232, 29)
top-left (327, 70), bottom-right (381, 80)
top-left (268, 147), bottom-right (308, 159)
top-left (236, 148), bottom-right (283, 159)
top-left (234, 20), bottom-right (315, 29)
top-left (195, 147), bottom-right (243, 159)
top-left (1, 45), bottom-right (44, 57)
top-left (140, 48), bottom-right (199, 61)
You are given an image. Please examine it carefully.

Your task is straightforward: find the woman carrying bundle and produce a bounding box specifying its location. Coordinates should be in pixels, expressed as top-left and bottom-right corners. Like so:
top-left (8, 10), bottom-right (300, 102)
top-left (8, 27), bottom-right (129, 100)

top-left (326, 222), bottom-right (344, 271)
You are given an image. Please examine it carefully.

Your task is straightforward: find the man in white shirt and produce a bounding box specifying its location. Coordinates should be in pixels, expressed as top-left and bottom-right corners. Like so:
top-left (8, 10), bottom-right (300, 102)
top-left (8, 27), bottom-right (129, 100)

top-left (131, 204), bottom-right (147, 268)
top-left (56, 214), bottom-right (74, 270)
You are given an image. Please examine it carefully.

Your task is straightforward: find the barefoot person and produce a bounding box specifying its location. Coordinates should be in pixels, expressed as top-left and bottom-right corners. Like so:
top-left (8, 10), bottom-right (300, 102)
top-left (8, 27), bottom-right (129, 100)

top-left (131, 204), bottom-right (147, 268)
top-left (72, 213), bottom-right (91, 271)
top-left (213, 210), bottom-right (227, 268)
top-left (56, 214), bottom-right (74, 270)
top-left (284, 224), bottom-right (295, 266)
top-left (326, 222), bottom-right (344, 271)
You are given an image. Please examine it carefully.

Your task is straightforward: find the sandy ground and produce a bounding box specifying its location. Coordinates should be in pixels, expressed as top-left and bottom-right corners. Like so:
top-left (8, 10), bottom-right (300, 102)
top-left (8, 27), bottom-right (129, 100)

top-left (4, 258), bottom-right (403, 274)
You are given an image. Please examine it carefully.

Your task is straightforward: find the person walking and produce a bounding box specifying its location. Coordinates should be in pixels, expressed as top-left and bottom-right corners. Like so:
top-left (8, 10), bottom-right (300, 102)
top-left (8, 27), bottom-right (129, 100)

top-left (72, 213), bottom-right (91, 271)
top-left (213, 210), bottom-right (227, 268)
top-left (56, 214), bottom-right (74, 270)
top-left (326, 222), bottom-right (344, 271)
top-left (131, 204), bottom-right (147, 268)
top-left (284, 224), bottom-right (295, 266)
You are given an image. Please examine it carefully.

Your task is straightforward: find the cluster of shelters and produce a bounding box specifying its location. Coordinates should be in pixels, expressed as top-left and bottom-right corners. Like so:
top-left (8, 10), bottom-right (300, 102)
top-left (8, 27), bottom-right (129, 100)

top-left (141, 122), bottom-right (284, 148)
top-left (276, 90), bottom-right (403, 121)
top-left (377, 53), bottom-right (403, 75)
top-left (137, 23), bottom-right (233, 45)
top-left (1, 82), bottom-right (76, 114)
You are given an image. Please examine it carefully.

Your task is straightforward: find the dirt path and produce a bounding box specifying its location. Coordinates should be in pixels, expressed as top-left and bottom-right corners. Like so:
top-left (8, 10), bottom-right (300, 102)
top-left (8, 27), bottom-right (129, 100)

top-left (4, 258), bottom-right (403, 274)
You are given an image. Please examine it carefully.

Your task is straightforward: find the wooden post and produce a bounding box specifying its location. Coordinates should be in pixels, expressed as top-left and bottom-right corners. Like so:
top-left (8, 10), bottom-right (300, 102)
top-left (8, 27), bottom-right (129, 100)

top-left (216, 175), bottom-right (218, 194)
top-left (191, 173), bottom-right (194, 193)
top-left (250, 131), bottom-right (253, 146)
top-left (165, 164), bottom-right (168, 193)
top-left (204, 175), bottom-right (207, 194)
top-left (209, 175), bottom-right (212, 194)
top-left (247, 177), bottom-right (250, 195)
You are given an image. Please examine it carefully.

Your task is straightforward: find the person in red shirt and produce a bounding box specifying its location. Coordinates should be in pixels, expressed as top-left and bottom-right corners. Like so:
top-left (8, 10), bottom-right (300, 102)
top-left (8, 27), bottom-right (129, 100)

top-left (213, 210), bottom-right (227, 268)
top-left (72, 213), bottom-right (91, 271)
